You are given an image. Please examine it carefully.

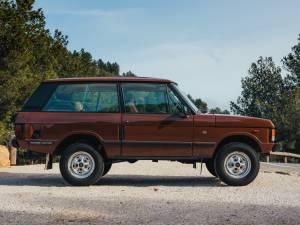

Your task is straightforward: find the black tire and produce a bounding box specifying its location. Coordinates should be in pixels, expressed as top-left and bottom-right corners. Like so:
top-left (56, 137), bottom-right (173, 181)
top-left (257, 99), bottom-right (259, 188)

top-left (205, 159), bottom-right (217, 177)
top-left (102, 163), bottom-right (112, 176)
top-left (59, 143), bottom-right (104, 186)
top-left (214, 142), bottom-right (260, 186)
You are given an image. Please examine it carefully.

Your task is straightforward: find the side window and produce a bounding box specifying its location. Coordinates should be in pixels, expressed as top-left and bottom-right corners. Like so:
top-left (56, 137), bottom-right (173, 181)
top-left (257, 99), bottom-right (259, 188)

top-left (43, 83), bottom-right (119, 112)
top-left (167, 86), bottom-right (187, 114)
top-left (122, 83), bottom-right (168, 114)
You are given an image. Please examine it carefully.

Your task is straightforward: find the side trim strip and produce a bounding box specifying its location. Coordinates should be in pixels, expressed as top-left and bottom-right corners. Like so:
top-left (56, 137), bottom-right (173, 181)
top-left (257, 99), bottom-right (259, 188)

top-left (193, 142), bottom-right (216, 148)
top-left (109, 156), bottom-right (209, 160)
top-left (123, 140), bottom-right (192, 146)
top-left (120, 140), bottom-right (215, 148)
top-left (103, 140), bottom-right (121, 144)
top-left (123, 121), bottom-right (191, 127)
top-left (28, 139), bottom-right (57, 145)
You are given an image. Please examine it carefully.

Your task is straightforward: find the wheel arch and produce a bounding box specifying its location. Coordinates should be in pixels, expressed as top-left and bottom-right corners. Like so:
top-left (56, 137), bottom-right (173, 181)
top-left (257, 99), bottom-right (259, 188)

top-left (54, 132), bottom-right (107, 159)
top-left (213, 134), bottom-right (262, 158)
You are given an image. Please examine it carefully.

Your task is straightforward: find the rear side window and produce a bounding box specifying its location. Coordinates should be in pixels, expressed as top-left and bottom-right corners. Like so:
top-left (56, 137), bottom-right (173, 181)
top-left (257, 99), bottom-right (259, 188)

top-left (22, 83), bottom-right (58, 112)
top-left (43, 83), bottom-right (119, 113)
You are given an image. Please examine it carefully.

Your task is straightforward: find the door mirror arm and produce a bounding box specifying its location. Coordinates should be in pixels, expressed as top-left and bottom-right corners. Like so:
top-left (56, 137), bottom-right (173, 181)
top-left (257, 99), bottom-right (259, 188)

top-left (179, 105), bottom-right (191, 118)
top-left (174, 111), bottom-right (189, 118)
top-left (180, 112), bottom-right (188, 118)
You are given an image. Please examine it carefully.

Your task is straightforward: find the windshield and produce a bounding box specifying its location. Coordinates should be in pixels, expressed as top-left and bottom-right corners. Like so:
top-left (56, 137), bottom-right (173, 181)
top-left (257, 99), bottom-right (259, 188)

top-left (170, 83), bottom-right (199, 113)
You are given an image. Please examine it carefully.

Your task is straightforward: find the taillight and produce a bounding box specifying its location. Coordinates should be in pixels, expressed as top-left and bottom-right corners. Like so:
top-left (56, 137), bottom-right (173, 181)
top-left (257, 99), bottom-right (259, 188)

top-left (270, 129), bottom-right (275, 142)
top-left (15, 124), bottom-right (24, 139)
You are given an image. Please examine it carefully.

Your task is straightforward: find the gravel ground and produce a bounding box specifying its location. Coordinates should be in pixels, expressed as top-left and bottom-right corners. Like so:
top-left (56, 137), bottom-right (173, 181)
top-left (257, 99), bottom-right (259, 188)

top-left (0, 161), bottom-right (299, 225)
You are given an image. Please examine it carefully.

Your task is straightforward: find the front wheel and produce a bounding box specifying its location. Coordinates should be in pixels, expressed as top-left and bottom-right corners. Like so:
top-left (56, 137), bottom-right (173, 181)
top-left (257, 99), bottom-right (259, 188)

top-left (215, 142), bottom-right (260, 186)
top-left (59, 143), bottom-right (104, 186)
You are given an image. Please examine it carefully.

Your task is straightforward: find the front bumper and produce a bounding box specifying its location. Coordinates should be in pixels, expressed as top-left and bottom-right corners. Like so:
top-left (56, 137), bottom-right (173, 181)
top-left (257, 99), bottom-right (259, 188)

top-left (260, 142), bottom-right (275, 154)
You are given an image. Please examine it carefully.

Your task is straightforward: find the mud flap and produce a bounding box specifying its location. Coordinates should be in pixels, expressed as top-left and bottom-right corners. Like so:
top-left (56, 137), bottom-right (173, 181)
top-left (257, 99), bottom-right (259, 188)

top-left (45, 153), bottom-right (53, 170)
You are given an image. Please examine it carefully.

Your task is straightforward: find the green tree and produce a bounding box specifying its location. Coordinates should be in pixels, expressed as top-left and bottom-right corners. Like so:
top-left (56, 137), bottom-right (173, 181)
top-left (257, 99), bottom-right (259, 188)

top-left (187, 95), bottom-right (208, 113)
top-left (230, 57), bottom-right (285, 136)
top-left (0, 0), bottom-right (121, 143)
top-left (0, 0), bottom-right (55, 132)
top-left (230, 57), bottom-right (284, 118)
top-left (209, 107), bottom-right (230, 114)
top-left (231, 56), bottom-right (299, 151)
top-left (282, 34), bottom-right (300, 85)
top-left (122, 70), bottom-right (136, 77)
top-left (282, 34), bottom-right (300, 149)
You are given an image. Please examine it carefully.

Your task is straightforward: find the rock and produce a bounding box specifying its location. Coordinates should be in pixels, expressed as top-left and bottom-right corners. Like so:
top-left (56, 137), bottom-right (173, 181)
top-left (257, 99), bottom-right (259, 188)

top-left (0, 145), bottom-right (10, 167)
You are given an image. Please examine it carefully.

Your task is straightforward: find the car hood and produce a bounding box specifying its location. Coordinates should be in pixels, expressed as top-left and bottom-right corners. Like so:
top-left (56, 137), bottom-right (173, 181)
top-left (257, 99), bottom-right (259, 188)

top-left (213, 114), bottom-right (275, 128)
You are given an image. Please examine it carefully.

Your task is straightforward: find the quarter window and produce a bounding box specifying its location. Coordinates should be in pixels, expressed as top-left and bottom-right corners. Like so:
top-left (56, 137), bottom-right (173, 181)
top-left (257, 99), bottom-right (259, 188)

top-left (167, 86), bottom-right (187, 114)
top-left (43, 83), bottom-right (119, 112)
top-left (21, 83), bottom-right (58, 112)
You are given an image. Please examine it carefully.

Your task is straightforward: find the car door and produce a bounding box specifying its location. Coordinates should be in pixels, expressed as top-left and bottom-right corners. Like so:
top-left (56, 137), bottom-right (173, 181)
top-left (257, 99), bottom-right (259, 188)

top-left (121, 82), bottom-right (194, 157)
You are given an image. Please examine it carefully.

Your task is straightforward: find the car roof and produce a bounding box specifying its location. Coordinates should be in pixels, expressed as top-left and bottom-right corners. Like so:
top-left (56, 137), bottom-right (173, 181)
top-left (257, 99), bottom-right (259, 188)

top-left (43, 76), bottom-right (174, 84)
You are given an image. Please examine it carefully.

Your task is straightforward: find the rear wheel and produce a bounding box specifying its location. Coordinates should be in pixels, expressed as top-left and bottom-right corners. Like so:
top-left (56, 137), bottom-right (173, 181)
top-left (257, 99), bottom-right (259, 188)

top-left (205, 159), bottom-right (217, 177)
top-left (215, 142), bottom-right (260, 186)
top-left (59, 143), bottom-right (104, 186)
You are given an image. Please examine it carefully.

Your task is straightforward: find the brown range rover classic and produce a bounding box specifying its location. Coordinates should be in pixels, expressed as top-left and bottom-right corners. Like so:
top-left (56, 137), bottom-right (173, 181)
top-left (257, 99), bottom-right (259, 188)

top-left (14, 77), bottom-right (275, 186)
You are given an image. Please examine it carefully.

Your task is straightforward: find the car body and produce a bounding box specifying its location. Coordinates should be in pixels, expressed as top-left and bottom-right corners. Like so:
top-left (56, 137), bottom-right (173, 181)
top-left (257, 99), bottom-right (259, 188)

top-left (14, 77), bottom-right (275, 186)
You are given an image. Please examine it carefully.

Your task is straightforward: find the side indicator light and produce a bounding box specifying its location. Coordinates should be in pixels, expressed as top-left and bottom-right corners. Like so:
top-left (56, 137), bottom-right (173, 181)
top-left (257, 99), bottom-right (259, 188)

top-left (271, 129), bottom-right (276, 142)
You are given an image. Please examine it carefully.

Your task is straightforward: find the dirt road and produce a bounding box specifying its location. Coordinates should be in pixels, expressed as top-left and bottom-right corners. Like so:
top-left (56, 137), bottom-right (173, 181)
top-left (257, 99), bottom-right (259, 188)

top-left (0, 161), bottom-right (299, 225)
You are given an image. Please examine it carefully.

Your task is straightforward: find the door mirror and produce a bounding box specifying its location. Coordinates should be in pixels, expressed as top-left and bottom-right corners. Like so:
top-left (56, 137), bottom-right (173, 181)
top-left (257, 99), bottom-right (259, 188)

top-left (167, 86), bottom-right (191, 118)
top-left (176, 111), bottom-right (187, 118)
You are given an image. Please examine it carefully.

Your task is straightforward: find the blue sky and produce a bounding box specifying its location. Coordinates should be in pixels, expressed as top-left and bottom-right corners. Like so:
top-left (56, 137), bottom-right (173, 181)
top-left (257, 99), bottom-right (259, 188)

top-left (34, 0), bottom-right (300, 109)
